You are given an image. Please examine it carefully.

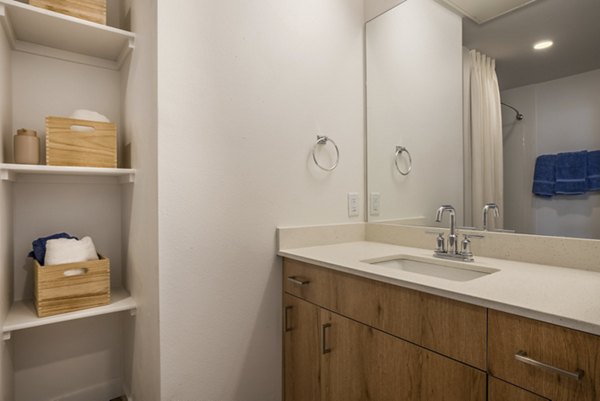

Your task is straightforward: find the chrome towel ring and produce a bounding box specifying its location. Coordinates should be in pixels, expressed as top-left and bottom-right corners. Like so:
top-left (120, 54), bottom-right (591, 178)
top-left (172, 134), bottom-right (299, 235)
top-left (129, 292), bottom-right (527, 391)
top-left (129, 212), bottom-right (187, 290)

top-left (312, 135), bottom-right (339, 171)
top-left (394, 146), bottom-right (412, 176)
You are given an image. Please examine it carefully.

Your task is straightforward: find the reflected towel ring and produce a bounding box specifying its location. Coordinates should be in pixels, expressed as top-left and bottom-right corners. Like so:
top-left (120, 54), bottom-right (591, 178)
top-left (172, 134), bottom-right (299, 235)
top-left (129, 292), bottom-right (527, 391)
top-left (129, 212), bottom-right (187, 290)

top-left (394, 146), bottom-right (412, 176)
top-left (312, 135), bottom-right (339, 171)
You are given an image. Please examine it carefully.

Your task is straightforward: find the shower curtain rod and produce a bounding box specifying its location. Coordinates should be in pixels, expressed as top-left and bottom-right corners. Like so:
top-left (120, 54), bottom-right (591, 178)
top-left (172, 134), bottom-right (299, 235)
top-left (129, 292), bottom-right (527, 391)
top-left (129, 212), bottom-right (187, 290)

top-left (501, 102), bottom-right (524, 121)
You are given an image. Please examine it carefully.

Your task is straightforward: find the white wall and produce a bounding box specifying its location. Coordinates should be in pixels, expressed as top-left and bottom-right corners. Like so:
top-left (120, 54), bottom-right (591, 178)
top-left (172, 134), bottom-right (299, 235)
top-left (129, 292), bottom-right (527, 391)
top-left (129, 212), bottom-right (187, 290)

top-left (502, 68), bottom-right (600, 239)
top-left (366, 0), bottom-right (463, 225)
top-left (120, 0), bottom-right (160, 399)
top-left (0, 19), bottom-right (14, 401)
top-left (365, 0), bottom-right (406, 21)
top-left (157, 0), bottom-right (364, 399)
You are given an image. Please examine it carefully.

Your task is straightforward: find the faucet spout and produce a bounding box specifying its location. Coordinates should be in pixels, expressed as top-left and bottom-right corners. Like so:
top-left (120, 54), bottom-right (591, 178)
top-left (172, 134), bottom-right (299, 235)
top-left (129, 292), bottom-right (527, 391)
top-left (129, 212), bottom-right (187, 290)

top-left (435, 205), bottom-right (456, 236)
top-left (483, 203), bottom-right (500, 231)
top-left (435, 205), bottom-right (457, 254)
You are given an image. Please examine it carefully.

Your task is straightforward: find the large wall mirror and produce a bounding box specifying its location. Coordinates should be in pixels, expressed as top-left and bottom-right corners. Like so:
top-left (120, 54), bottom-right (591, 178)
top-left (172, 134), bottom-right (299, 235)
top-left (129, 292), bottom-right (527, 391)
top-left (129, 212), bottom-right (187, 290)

top-left (366, 0), bottom-right (600, 239)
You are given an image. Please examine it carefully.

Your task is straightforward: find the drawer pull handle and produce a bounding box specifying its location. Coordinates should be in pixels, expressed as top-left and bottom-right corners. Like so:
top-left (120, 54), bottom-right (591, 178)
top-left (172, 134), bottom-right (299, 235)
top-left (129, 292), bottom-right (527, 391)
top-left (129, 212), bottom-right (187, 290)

top-left (284, 306), bottom-right (293, 332)
top-left (63, 268), bottom-right (89, 277)
top-left (287, 276), bottom-right (310, 286)
top-left (515, 351), bottom-right (585, 380)
top-left (321, 323), bottom-right (332, 354)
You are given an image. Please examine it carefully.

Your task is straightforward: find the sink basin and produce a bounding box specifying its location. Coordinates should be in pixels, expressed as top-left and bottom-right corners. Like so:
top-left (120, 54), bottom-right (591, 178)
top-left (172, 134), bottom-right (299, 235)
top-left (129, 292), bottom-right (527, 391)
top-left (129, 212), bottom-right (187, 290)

top-left (365, 257), bottom-right (498, 282)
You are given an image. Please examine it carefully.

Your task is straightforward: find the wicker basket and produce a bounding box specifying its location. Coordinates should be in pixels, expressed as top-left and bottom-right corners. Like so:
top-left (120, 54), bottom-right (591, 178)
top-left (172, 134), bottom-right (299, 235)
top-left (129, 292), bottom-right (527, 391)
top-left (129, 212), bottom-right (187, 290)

top-left (28, 0), bottom-right (107, 25)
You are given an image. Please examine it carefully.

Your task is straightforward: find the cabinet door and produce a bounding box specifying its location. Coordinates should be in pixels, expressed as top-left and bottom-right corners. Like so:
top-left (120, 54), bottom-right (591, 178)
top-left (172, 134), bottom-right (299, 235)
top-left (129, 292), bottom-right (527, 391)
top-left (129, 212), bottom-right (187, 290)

top-left (320, 309), bottom-right (486, 401)
top-left (283, 294), bottom-right (320, 401)
top-left (489, 377), bottom-right (550, 401)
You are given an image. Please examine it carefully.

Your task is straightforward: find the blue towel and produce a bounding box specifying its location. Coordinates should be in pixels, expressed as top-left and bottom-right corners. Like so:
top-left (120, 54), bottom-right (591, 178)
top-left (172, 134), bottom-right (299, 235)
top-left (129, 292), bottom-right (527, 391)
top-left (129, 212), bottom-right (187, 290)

top-left (28, 232), bottom-right (78, 264)
top-left (532, 154), bottom-right (556, 197)
top-left (555, 151), bottom-right (588, 195)
top-left (587, 150), bottom-right (600, 191)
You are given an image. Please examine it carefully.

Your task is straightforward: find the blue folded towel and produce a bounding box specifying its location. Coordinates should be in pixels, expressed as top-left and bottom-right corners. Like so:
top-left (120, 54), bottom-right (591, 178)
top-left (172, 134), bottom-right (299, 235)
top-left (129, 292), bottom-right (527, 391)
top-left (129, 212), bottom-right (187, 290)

top-left (28, 232), bottom-right (78, 264)
top-left (532, 154), bottom-right (556, 197)
top-left (555, 151), bottom-right (588, 195)
top-left (587, 150), bottom-right (600, 191)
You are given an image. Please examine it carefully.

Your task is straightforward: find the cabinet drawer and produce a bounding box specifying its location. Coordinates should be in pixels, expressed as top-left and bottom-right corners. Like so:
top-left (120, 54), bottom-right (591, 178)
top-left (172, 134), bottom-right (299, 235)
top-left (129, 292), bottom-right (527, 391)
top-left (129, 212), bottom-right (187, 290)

top-left (283, 258), bottom-right (487, 369)
top-left (321, 309), bottom-right (486, 401)
top-left (489, 310), bottom-right (600, 401)
top-left (489, 377), bottom-right (549, 401)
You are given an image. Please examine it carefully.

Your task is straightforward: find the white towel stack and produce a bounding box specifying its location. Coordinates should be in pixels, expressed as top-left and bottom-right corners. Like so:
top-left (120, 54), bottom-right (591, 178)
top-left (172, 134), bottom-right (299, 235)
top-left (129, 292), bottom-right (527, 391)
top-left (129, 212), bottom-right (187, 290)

top-left (45, 236), bottom-right (99, 266)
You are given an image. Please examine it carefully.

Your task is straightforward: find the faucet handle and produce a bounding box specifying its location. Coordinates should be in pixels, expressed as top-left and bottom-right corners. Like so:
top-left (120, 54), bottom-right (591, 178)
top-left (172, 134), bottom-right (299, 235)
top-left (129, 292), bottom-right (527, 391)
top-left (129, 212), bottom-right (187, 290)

top-left (461, 234), bottom-right (484, 259)
top-left (463, 233), bottom-right (485, 239)
top-left (426, 231), bottom-right (446, 253)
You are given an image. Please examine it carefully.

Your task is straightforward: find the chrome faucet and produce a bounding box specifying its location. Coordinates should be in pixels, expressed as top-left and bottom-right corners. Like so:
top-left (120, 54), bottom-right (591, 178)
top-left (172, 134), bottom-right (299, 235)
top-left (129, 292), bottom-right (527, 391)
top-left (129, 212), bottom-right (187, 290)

top-left (482, 203), bottom-right (500, 231)
top-left (432, 204), bottom-right (483, 262)
top-left (435, 205), bottom-right (457, 255)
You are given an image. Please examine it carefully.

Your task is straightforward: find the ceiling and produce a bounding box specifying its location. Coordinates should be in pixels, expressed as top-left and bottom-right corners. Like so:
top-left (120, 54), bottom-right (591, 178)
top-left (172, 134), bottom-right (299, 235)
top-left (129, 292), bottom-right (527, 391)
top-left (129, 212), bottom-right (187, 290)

top-left (462, 0), bottom-right (600, 90)
top-left (439, 0), bottom-right (537, 24)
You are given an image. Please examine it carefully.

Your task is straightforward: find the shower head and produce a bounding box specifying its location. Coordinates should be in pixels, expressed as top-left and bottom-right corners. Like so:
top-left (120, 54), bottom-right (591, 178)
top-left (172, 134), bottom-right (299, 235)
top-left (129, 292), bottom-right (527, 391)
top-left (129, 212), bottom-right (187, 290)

top-left (501, 102), bottom-right (524, 121)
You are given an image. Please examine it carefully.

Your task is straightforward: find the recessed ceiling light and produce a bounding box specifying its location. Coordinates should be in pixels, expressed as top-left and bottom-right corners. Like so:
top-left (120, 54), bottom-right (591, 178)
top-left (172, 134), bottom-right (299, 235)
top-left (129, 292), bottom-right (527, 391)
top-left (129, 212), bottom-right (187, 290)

top-left (534, 40), bottom-right (554, 50)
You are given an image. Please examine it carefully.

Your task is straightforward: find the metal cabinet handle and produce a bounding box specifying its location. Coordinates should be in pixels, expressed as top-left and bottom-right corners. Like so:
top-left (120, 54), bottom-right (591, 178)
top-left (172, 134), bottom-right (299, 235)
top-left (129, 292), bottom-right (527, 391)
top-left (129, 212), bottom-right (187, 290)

top-left (284, 306), bottom-right (293, 332)
top-left (321, 323), bottom-right (332, 354)
top-left (515, 351), bottom-right (584, 380)
top-left (287, 276), bottom-right (310, 286)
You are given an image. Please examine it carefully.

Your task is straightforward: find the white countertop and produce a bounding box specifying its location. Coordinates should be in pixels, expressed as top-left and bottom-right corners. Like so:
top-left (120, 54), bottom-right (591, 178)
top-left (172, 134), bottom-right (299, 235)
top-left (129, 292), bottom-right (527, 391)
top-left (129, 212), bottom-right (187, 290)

top-left (279, 241), bottom-right (600, 336)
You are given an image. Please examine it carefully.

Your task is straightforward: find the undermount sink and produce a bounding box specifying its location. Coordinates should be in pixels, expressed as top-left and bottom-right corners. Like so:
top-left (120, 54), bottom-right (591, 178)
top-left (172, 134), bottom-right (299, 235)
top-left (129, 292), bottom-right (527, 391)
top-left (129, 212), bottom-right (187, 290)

top-left (364, 257), bottom-right (498, 282)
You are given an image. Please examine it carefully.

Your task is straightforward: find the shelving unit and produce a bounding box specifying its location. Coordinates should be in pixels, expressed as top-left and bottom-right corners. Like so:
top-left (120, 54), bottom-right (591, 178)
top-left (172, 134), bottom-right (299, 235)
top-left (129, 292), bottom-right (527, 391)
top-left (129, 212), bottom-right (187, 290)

top-left (0, 163), bottom-right (136, 183)
top-left (0, 0), bottom-right (135, 70)
top-left (2, 288), bottom-right (137, 340)
top-left (0, 0), bottom-right (150, 398)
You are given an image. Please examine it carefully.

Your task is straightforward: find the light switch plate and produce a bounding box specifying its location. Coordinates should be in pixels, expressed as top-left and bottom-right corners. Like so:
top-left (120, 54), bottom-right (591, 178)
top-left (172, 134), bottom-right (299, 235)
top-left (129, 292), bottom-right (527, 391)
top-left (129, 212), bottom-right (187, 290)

top-left (348, 192), bottom-right (359, 217)
top-left (370, 192), bottom-right (380, 216)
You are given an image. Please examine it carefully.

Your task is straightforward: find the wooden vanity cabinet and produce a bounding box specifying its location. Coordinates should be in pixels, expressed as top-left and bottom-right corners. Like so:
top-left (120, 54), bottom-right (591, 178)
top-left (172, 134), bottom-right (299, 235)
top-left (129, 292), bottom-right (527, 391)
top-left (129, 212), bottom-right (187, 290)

top-left (283, 258), bottom-right (487, 369)
top-left (283, 258), bottom-right (600, 401)
top-left (283, 258), bottom-right (486, 401)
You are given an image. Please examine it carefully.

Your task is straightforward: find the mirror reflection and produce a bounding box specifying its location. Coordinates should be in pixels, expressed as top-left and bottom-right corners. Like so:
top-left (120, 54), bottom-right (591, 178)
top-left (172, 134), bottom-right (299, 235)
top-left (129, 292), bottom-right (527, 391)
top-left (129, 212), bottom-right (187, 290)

top-left (366, 0), bottom-right (600, 239)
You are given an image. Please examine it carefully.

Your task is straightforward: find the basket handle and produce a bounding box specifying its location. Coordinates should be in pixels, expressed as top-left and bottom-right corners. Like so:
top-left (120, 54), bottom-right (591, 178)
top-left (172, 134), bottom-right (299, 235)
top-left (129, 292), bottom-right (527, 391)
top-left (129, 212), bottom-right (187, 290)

top-left (63, 268), bottom-right (89, 277)
top-left (69, 124), bottom-right (97, 133)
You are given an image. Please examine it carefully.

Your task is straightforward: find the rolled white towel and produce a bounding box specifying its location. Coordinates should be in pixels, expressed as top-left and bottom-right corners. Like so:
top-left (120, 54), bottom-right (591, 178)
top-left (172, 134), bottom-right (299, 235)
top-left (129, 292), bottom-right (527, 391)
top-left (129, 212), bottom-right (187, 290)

top-left (69, 109), bottom-right (110, 132)
top-left (44, 236), bottom-right (100, 266)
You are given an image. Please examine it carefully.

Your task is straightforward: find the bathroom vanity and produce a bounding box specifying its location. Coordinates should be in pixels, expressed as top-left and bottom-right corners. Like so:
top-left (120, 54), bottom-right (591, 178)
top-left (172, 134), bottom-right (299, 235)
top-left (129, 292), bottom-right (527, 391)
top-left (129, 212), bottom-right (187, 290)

top-left (280, 234), bottom-right (600, 401)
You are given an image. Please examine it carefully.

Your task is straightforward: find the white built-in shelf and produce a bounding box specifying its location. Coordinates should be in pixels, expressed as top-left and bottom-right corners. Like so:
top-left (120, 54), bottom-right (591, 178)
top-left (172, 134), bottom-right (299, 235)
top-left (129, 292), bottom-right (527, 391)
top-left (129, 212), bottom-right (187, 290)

top-left (0, 0), bottom-right (135, 70)
top-left (2, 288), bottom-right (136, 340)
top-left (0, 163), bottom-right (136, 183)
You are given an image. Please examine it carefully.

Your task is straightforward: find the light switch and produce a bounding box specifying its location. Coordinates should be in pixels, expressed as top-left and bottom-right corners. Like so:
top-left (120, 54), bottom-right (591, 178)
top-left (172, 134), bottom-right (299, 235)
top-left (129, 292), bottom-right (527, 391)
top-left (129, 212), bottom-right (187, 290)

top-left (348, 192), bottom-right (359, 217)
top-left (370, 192), bottom-right (380, 216)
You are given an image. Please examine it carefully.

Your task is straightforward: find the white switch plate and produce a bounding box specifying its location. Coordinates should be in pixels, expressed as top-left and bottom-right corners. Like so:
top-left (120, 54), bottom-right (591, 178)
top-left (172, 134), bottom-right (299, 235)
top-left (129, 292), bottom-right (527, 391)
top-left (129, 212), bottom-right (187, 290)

top-left (370, 192), bottom-right (380, 216)
top-left (348, 192), bottom-right (359, 217)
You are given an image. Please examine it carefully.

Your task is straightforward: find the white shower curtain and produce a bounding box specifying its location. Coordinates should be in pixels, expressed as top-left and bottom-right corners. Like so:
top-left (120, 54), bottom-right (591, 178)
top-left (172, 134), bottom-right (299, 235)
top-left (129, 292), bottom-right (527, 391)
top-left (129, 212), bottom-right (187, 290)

top-left (463, 49), bottom-right (504, 229)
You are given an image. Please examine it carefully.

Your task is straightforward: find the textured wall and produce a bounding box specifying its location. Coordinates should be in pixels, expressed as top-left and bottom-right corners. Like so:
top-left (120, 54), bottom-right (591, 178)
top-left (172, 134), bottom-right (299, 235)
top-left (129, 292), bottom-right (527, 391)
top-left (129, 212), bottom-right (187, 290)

top-left (157, 0), bottom-right (365, 399)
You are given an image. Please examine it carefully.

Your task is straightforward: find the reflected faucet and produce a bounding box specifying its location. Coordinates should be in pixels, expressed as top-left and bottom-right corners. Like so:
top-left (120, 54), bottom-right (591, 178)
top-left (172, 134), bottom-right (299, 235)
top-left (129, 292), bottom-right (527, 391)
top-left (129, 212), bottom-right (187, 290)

top-left (435, 205), bottom-right (457, 255)
top-left (482, 203), bottom-right (500, 231)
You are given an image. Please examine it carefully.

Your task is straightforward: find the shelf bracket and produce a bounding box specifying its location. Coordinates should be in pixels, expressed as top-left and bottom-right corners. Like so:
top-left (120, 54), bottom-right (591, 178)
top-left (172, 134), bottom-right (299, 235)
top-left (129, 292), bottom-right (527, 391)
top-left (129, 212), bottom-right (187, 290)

top-left (119, 173), bottom-right (135, 184)
top-left (2, 331), bottom-right (11, 341)
top-left (0, 169), bottom-right (16, 182)
top-left (117, 37), bottom-right (135, 69)
top-left (0, 4), bottom-right (17, 49)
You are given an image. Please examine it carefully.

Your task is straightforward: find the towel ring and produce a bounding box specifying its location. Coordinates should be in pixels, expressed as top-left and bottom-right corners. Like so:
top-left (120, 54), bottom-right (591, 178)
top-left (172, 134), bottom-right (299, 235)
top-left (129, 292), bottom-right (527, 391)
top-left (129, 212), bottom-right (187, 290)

top-left (312, 135), bottom-right (339, 171)
top-left (394, 146), bottom-right (412, 176)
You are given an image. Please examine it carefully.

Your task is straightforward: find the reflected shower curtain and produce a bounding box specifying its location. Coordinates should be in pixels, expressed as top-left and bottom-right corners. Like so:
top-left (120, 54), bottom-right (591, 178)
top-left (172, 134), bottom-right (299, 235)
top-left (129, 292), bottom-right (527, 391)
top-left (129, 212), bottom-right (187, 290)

top-left (463, 49), bottom-right (503, 229)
